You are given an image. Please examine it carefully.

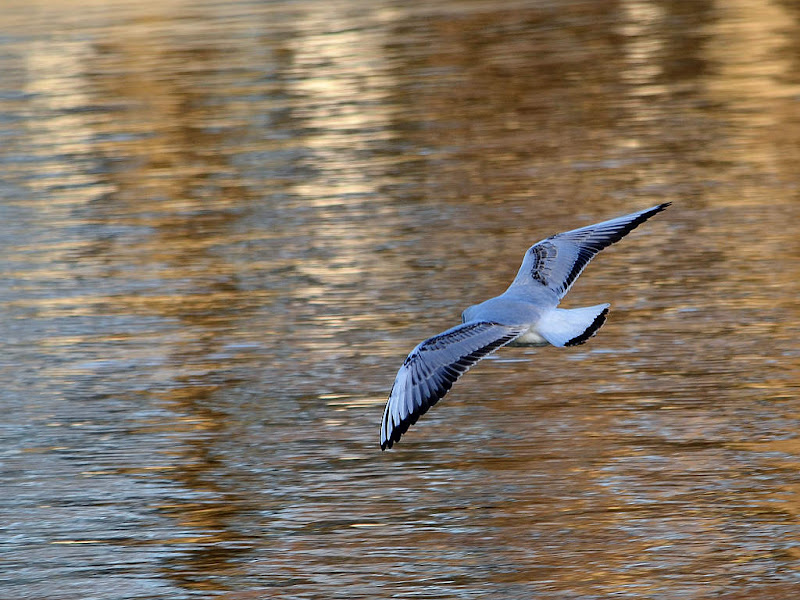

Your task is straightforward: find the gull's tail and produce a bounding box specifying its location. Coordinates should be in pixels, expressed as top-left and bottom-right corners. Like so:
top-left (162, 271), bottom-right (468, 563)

top-left (535, 304), bottom-right (610, 347)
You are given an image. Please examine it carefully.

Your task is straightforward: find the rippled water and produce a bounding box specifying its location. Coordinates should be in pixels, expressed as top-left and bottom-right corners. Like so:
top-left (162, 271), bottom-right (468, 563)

top-left (2, 0), bottom-right (800, 598)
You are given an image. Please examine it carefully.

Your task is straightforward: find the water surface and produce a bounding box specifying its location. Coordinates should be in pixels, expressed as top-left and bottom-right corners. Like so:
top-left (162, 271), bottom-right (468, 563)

top-left (2, 1), bottom-right (800, 598)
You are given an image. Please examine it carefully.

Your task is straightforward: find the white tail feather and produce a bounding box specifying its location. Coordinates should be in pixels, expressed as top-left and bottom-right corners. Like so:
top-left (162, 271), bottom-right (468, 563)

top-left (536, 304), bottom-right (610, 347)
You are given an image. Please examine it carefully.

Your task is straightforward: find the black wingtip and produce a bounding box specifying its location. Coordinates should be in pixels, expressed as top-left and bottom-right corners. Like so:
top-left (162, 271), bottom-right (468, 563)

top-left (651, 202), bottom-right (671, 214)
top-left (381, 434), bottom-right (395, 451)
top-left (636, 202), bottom-right (671, 224)
top-left (599, 201), bottom-right (671, 248)
top-left (627, 202), bottom-right (671, 231)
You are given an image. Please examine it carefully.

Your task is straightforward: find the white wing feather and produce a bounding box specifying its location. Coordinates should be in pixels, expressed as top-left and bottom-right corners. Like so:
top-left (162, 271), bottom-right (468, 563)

top-left (381, 321), bottom-right (523, 450)
top-left (511, 203), bottom-right (670, 298)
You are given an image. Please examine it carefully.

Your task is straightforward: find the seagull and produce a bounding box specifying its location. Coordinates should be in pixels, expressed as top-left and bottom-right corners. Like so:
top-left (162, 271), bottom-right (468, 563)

top-left (380, 203), bottom-right (670, 450)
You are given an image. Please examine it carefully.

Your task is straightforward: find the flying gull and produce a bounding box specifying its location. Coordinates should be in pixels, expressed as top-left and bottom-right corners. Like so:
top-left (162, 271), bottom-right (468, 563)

top-left (381, 203), bottom-right (670, 450)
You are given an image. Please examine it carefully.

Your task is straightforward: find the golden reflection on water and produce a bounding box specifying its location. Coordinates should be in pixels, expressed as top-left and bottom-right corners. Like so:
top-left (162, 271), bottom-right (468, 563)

top-left (2, 0), bottom-right (800, 598)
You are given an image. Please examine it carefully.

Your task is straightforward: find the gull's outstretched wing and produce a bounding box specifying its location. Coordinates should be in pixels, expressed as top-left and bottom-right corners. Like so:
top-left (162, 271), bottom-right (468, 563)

top-left (510, 203), bottom-right (670, 299)
top-left (381, 321), bottom-right (524, 450)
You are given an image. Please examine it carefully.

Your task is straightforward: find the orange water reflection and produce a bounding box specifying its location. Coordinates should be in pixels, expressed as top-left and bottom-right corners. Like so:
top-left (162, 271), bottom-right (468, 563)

top-left (2, 0), bottom-right (800, 598)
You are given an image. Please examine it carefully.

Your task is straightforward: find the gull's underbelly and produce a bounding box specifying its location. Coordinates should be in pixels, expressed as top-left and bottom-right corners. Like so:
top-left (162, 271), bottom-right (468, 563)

top-left (508, 325), bottom-right (549, 347)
